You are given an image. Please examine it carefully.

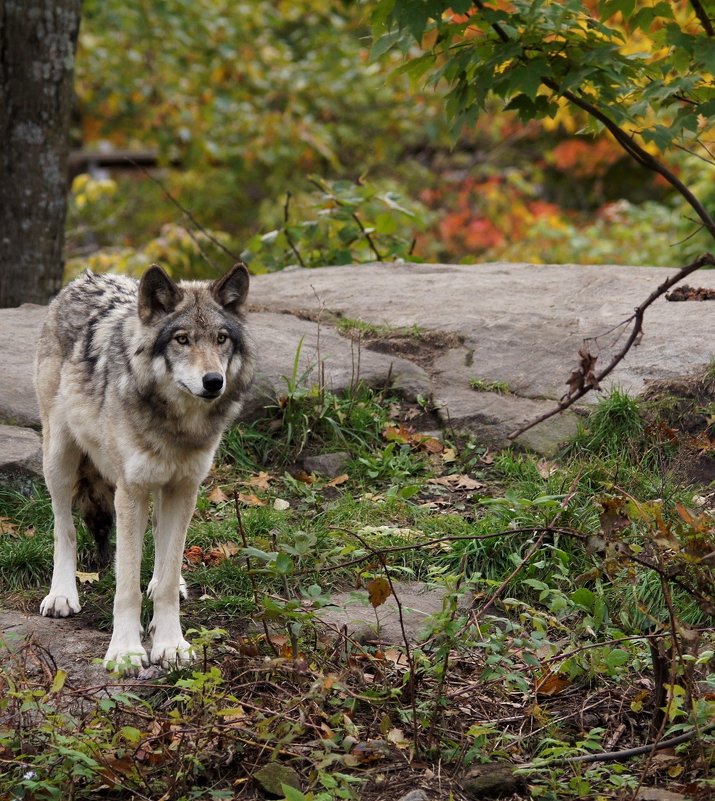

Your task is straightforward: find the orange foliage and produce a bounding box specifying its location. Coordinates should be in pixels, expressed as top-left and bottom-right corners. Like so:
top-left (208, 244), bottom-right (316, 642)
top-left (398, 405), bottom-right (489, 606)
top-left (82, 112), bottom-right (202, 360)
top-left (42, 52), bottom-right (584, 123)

top-left (549, 136), bottom-right (623, 178)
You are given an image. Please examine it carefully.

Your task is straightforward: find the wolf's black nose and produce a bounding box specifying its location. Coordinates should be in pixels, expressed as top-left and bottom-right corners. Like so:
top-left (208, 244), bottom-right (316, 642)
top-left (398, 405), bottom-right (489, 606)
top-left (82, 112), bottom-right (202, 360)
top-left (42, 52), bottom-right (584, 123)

top-left (202, 373), bottom-right (224, 393)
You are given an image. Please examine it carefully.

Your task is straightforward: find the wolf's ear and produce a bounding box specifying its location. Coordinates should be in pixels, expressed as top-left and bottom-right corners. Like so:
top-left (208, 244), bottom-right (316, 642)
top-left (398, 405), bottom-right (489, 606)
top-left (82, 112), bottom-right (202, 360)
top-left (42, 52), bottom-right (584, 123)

top-left (138, 264), bottom-right (183, 324)
top-left (211, 262), bottom-right (250, 315)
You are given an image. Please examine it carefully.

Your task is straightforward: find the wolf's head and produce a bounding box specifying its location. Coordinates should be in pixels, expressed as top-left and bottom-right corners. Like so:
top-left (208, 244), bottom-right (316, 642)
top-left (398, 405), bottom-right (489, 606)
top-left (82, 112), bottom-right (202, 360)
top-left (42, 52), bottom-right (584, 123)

top-left (137, 263), bottom-right (252, 404)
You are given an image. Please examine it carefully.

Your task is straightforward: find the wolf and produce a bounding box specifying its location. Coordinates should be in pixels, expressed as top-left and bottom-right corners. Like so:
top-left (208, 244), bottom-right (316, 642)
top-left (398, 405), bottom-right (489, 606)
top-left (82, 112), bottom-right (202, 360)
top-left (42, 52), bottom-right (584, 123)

top-left (34, 263), bottom-right (254, 671)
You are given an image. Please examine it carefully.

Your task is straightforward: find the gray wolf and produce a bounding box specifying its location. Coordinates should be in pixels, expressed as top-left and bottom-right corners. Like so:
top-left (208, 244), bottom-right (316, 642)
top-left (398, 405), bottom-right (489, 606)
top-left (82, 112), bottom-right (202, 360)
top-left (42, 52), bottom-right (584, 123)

top-left (34, 263), bottom-right (254, 671)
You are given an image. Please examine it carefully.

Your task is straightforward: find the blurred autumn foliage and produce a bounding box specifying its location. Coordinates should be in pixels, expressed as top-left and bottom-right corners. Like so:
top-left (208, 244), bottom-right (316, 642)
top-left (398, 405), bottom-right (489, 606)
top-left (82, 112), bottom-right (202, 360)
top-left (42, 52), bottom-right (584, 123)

top-left (65, 0), bottom-right (713, 277)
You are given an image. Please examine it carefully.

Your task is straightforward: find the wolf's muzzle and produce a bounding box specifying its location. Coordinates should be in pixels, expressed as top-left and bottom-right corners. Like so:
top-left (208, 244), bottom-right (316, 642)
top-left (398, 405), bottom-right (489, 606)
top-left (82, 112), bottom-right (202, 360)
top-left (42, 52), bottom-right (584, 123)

top-left (202, 372), bottom-right (224, 394)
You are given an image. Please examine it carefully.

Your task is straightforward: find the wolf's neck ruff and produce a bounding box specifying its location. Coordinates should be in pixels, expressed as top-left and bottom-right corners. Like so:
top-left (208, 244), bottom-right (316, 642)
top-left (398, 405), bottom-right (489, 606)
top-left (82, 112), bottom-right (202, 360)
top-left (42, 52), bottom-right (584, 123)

top-left (35, 263), bottom-right (255, 672)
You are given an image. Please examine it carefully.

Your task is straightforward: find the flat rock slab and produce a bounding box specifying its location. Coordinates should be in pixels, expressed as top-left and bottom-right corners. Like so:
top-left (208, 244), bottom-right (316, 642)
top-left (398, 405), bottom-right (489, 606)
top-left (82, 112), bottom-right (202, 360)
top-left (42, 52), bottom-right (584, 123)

top-left (0, 609), bottom-right (111, 687)
top-left (2, 262), bottom-right (714, 458)
top-left (316, 581), bottom-right (461, 645)
top-left (0, 424), bottom-right (42, 480)
top-left (250, 262), bottom-right (715, 449)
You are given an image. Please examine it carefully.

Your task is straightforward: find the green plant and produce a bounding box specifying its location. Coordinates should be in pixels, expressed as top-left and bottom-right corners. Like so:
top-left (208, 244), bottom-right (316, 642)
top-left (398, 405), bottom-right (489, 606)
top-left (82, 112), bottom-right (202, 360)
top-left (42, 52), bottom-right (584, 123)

top-left (469, 377), bottom-right (511, 394)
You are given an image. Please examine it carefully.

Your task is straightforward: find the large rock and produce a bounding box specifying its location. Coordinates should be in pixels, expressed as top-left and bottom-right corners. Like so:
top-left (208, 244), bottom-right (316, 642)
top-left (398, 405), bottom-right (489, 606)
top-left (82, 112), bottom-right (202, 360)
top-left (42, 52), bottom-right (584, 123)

top-left (0, 424), bottom-right (42, 480)
top-left (250, 262), bottom-right (715, 448)
top-left (0, 304), bottom-right (44, 428)
top-left (2, 262), bottom-right (713, 456)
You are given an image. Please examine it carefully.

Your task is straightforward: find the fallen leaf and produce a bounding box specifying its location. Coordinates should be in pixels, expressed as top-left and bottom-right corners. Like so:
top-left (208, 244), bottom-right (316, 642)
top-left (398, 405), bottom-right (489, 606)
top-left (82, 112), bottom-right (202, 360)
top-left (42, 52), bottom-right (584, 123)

top-left (292, 469), bottom-right (315, 484)
top-left (0, 517), bottom-right (19, 536)
top-left (418, 436), bottom-right (444, 454)
top-left (245, 471), bottom-right (271, 490)
top-left (429, 474), bottom-right (484, 491)
top-left (387, 728), bottom-right (407, 746)
top-left (325, 473), bottom-right (349, 487)
top-left (536, 458), bottom-right (558, 479)
top-left (598, 497), bottom-right (629, 538)
top-left (207, 486), bottom-right (229, 504)
top-left (273, 498), bottom-right (290, 511)
top-left (367, 577), bottom-right (391, 608)
top-left (535, 670), bottom-right (571, 697)
top-left (76, 570), bottom-right (100, 584)
top-left (441, 447), bottom-right (457, 463)
top-left (184, 545), bottom-right (205, 564)
top-left (237, 493), bottom-right (266, 507)
top-left (382, 424), bottom-right (414, 443)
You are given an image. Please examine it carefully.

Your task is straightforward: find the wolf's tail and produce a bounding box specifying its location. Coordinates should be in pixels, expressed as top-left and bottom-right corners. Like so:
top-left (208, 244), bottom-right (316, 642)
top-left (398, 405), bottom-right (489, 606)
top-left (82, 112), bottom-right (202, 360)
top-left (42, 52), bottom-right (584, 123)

top-left (73, 456), bottom-right (115, 567)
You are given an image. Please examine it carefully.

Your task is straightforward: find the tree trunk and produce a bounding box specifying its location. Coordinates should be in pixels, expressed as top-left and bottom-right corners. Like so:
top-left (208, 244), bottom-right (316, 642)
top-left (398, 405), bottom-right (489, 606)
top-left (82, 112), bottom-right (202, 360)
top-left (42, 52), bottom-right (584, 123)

top-left (0, 0), bottom-right (82, 308)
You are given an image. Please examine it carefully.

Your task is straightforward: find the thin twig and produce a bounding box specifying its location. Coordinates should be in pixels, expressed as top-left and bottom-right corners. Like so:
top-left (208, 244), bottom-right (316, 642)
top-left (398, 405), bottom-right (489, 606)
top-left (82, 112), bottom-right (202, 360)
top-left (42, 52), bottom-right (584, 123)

top-left (690, 0), bottom-right (714, 36)
top-left (234, 492), bottom-right (279, 656)
top-left (129, 158), bottom-right (243, 269)
top-left (308, 177), bottom-right (384, 261)
top-left (509, 252), bottom-right (715, 440)
top-left (348, 528), bottom-right (421, 757)
top-left (283, 192), bottom-right (307, 268)
top-left (296, 525), bottom-right (585, 576)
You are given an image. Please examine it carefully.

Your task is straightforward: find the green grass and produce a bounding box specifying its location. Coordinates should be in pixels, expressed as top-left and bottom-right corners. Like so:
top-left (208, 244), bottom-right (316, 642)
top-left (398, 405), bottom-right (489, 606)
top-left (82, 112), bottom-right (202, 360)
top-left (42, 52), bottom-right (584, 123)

top-left (469, 377), bottom-right (512, 394)
top-left (1, 386), bottom-right (714, 801)
top-left (335, 316), bottom-right (424, 339)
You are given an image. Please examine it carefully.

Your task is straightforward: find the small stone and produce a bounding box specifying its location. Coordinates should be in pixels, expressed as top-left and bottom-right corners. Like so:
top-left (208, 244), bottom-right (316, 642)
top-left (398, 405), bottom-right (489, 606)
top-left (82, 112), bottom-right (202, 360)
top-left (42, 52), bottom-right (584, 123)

top-left (461, 764), bottom-right (526, 799)
top-left (253, 763), bottom-right (301, 797)
top-left (397, 791), bottom-right (429, 801)
top-left (302, 451), bottom-right (351, 479)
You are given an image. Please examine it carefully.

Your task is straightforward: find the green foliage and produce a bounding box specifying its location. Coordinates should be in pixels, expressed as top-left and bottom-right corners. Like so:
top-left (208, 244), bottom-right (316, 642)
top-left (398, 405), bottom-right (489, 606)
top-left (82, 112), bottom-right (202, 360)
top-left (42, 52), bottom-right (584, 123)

top-left (241, 177), bottom-right (427, 272)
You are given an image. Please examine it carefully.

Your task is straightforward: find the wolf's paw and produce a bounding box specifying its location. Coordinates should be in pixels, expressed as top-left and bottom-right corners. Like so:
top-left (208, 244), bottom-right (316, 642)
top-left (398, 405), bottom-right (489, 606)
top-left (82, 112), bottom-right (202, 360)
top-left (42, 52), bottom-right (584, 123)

top-left (103, 639), bottom-right (148, 675)
top-left (146, 575), bottom-right (188, 601)
top-left (150, 639), bottom-right (193, 669)
top-left (40, 593), bottom-right (81, 617)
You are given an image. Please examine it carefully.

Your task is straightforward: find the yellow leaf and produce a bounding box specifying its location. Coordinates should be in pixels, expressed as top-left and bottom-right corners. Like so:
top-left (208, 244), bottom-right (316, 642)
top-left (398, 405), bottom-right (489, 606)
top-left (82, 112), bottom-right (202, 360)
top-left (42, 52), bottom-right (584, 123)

top-left (441, 447), bottom-right (457, 463)
top-left (76, 571), bottom-right (100, 584)
top-left (50, 669), bottom-right (67, 694)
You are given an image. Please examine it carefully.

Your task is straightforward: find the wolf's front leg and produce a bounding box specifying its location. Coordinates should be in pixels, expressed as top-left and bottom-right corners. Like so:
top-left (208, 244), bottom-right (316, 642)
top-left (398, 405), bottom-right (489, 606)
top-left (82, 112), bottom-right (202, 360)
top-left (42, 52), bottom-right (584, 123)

top-left (103, 482), bottom-right (149, 673)
top-left (148, 481), bottom-right (198, 668)
top-left (40, 420), bottom-right (82, 617)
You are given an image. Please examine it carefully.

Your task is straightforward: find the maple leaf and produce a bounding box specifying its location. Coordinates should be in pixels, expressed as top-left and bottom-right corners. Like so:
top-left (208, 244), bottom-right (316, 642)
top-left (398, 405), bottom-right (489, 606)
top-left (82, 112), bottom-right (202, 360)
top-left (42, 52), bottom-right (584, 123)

top-left (382, 424), bottom-right (414, 443)
top-left (598, 498), bottom-right (629, 538)
top-left (0, 516), bottom-right (19, 536)
top-left (367, 577), bottom-right (392, 608)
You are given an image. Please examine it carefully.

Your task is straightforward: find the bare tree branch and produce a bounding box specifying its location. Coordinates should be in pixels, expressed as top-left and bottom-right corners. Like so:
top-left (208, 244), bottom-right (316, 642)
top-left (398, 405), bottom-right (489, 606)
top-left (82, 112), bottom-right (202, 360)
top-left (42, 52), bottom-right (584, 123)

top-left (509, 252), bottom-right (715, 440)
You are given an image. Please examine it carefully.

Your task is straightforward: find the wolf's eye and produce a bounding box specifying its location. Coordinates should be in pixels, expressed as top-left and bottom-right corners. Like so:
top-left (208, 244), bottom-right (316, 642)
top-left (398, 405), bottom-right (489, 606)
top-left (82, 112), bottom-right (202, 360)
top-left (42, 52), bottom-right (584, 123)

top-left (174, 334), bottom-right (189, 345)
top-left (217, 333), bottom-right (228, 344)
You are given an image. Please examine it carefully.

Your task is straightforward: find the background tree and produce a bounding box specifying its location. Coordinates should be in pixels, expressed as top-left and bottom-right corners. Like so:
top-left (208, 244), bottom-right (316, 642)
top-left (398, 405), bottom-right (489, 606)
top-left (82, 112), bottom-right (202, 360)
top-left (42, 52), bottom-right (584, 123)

top-left (371, 0), bottom-right (715, 257)
top-left (0, 0), bottom-right (82, 307)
